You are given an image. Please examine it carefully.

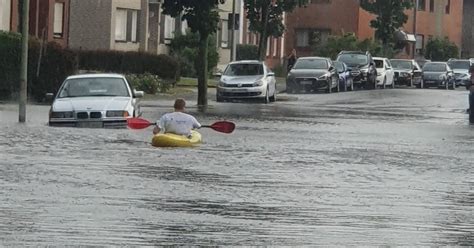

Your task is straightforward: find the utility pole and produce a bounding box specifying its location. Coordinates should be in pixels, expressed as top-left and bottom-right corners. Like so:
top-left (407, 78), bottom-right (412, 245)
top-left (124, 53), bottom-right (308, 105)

top-left (19, 0), bottom-right (30, 123)
top-left (412, 0), bottom-right (418, 59)
top-left (230, 0), bottom-right (236, 61)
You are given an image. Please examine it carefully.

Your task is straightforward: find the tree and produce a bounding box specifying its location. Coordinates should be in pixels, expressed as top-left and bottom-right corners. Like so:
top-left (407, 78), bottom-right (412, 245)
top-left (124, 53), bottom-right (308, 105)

top-left (162, 0), bottom-right (224, 107)
top-left (360, 0), bottom-right (413, 46)
top-left (170, 31), bottom-right (219, 78)
top-left (244, 0), bottom-right (308, 60)
top-left (312, 33), bottom-right (394, 60)
top-left (425, 37), bottom-right (459, 61)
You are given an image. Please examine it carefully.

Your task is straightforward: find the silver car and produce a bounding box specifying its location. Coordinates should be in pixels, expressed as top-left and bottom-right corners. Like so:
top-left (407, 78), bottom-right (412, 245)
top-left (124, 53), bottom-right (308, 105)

top-left (216, 61), bottom-right (277, 103)
top-left (47, 74), bottom-right (143, 128)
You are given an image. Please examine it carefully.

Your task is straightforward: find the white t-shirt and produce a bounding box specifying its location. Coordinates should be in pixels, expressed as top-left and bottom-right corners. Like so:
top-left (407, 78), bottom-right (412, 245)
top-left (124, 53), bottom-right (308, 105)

top-left (157, 112), bottom-right (201, 136)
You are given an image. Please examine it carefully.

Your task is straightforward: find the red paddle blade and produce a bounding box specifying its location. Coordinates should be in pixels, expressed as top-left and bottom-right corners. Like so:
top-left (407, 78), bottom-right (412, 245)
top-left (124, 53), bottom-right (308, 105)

top-left (127, 118), bottom-right (154, 129)
top-left (209, 121), bottom-right (235, 134)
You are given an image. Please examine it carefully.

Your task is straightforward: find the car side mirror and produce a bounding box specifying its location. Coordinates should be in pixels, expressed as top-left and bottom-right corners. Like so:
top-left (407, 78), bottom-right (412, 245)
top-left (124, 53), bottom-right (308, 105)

top-left (45, 93), bottom-right (54, 100)
top-left (134, 90), bottom-right (144, 98)
top-left (213, 72), bottom-right (222, 78)
top-left (267, 72), bottom-right (275, 77)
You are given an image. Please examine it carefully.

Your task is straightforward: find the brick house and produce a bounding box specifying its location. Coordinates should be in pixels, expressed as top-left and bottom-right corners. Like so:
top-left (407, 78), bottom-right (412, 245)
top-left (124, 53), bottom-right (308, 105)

top-left (2, 0), bottom-right (70, 48)
top-left (284, 0), bottom-right (463, 60)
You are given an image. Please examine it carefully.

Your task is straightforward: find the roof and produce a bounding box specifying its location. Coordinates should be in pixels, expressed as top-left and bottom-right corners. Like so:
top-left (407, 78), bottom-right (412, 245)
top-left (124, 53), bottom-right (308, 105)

top-left (298, 56), bottom-right (330, 60)
top-left (230, 60), bottom-right (262, 64)
top-left (66, 73), bottom-right (125, 80)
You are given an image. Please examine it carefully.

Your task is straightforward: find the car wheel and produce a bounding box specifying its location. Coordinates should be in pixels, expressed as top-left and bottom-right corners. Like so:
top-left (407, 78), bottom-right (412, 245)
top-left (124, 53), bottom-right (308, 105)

top-left (269, 90), bottom-right (276, 102)
top-left (470, 111), bottom-right (474, 124)
top-left (263, 88), bottom-right (270, 104)
top-left (383, 77), bottom-right (387, 89)
top-left (350, 79), bottom-right (354, 91)
top-left (335, 78), bottom-right (340, 92)
top-left (445, 81), bottom-right (449, 90)
top-left (450, 80), bottom-right (455, 90)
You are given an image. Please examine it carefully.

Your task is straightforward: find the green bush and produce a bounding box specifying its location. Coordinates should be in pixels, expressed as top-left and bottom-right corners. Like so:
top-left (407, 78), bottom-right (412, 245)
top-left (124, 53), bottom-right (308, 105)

top-left (312, 33), bottom-right (394, 59)
top-left (236, 44), bottom-right (258, 60)
top-left (76, 50), bottom-right (179, 80)
top-left (169, 31), bottom-right (219, 78)
top-left (425, 37), bottom-right (459, 61)
top-left (0, 31), bottom-right (77, 101)
top-left (126, 73), bottom-right (172, 94)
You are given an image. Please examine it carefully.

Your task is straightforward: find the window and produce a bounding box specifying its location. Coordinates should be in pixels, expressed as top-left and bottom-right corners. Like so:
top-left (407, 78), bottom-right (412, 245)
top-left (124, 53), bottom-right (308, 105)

top-left (418, 0), bottom-right (426, 11)
top-left (273, 39), bottom-right (278, 57)
top-left (53, 2), bottom-right (64, 38)
top-left (429, 0), bottom-right (434, 12)
top-left (0, 0), bottom-right (12, 31)
top-left (164, 15), bottom-right (175, 41)
top-left (296, 30), bottom-right (309, 47)
top-left (310, 0), bottom-right (331, 3)
top-left (445, 0), bottom-right (450, 14)
top-left (416, 34), bottom-right (424, 54)
top-left (115, 8), bottom-right (139, 42)
top-left (220, 19), bottom-right (229, 48)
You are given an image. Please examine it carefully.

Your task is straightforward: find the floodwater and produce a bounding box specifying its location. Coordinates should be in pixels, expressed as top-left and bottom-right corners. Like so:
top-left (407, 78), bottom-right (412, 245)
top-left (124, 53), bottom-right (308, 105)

top-left (0, 89), bottom-right (473, 246)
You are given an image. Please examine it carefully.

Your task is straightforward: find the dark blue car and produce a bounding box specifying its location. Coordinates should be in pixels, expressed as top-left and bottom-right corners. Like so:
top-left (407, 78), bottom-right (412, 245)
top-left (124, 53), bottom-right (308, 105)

top-left (334, 61), bottom-right (354, 91)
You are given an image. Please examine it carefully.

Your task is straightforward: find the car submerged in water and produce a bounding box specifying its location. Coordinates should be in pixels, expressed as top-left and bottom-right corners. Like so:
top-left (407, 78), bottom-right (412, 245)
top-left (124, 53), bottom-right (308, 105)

top-left (447, 59), bottom-right (472, 87)
top-left (421, 62), bottom-right (456, 90)
top-left (216, 61), bottom-right (277, 103)
top-left (47, 74), bottom-right (143, 128)
top-left (286, 57), bottom-right (340, 93)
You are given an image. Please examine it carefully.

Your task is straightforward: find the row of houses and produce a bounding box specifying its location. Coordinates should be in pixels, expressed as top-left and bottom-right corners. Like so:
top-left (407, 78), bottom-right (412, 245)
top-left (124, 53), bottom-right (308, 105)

top-left (1, 0), bottom-right (474, 70)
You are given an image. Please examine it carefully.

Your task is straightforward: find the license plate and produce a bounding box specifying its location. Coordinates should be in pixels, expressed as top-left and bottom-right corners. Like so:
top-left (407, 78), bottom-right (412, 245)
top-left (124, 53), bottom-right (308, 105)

top-left (77, 122), bottom-right (103, 128)
top-left (231, 89), bottom-right (248, 92)
top-left (300, 80), bottom-right (312, 85)
top-left (425, 81), bottom-right (434, 84)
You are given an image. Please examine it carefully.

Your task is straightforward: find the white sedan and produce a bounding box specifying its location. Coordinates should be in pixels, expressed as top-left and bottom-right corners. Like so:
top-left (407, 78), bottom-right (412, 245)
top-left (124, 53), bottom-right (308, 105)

top-left (47, 74), bottom-right (143, 128)
top-left (216, 61), bottom-right (277, 103)
top-left (374, 57), bottom-right (395, 89)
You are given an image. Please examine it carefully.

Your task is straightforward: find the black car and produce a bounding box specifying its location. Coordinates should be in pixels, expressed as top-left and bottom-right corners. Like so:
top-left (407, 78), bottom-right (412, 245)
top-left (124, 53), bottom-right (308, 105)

top-left (390, 59), bottom-right (422, 88)
top-left (286, 57), bottom-right (340, 93)
top-left (333, 61), bottom-right (354, 91)
top-left (422, 62), bottom-right (455, 90)
top-left (336, 51), bottom-right (377, 90)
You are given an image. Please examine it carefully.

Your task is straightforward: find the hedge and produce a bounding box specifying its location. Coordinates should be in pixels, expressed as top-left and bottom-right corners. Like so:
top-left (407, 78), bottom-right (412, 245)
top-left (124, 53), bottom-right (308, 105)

top-left (0, 31), bottom-right (77, 101)
top-left (76, 50), bottom-right (179, 80)
top-left (236, 44), bottom-right (259, 61)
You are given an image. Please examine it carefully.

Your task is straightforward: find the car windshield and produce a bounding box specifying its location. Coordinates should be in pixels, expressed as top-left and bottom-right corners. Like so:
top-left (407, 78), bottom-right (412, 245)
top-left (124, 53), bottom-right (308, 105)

top-left (374, 60), bottom-right (384, 69)
top-left (423, 63), bottom-right (447, 72)
top-left (391, 60), bottom-right (413, 70)
top-left (334, 61), bottom-right (344, 72)
top-left (338, 54), bottom-right (368, 66)
top-left (58, 78), bottom-right (130, 98)
top-left (448, 61), bottom-right (470, 70)
top-left (224, 64), bottom-right (264, 76)
top-left (293, 59), bottom-right (328, 70)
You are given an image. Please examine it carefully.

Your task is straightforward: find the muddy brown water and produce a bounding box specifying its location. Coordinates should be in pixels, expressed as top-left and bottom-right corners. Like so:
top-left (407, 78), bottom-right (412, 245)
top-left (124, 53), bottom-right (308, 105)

top-left (0, 89), bottom-right (473, 245)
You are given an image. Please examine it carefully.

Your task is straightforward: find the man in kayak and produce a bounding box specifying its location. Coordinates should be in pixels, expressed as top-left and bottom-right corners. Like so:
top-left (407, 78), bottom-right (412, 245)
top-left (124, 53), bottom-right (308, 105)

top-left (153, 99), bottom-right (201, 136)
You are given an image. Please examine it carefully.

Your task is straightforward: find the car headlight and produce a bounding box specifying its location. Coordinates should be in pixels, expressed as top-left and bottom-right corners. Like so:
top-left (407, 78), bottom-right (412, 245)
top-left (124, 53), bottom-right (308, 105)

top-left (439, 74), bottom-right (445, 80)
top-left (287, 72), bottom-right (293, 78)
top-left (218, 81), bottom-right (227, 87)
top-left (401, 72), bottom-right (410, 77)
top-left (318, 73), bottom-right (331, 80)
top-left (106, 111), bottom-right (129, 118)
top-left (377, 72), bottom-right (382, 76)
top-left (50, 111), bottom-right (74, 118)
top-left (460, 73), bottom-right (470, 79)
top-left (253, 80), bottom-right (264, 87)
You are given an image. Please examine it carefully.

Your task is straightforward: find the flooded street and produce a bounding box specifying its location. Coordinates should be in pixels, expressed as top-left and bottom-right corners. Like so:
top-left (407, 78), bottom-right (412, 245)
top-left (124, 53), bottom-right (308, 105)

top-left (0, 89), bottom-right (473, 246)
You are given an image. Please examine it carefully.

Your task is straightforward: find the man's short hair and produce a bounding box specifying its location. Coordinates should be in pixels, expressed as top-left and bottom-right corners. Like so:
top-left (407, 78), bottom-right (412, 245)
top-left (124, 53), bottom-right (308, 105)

top-left (174, 98), bottom-right (186, 110)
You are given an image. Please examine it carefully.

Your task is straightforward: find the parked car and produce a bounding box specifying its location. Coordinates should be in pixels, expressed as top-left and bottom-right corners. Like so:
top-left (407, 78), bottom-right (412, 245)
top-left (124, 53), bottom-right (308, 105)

top-left (216, 60), bottom-right (277, 103)
top-left (286, 57), bottom-right (339, 93)
top-left (373, 57), bottom-right (395, 89)
top-left (333, 61), bottom-right (354, 91)
top-left (447, 59), bottom-right (472, 87)
top-left (421, 62), bottom-right (456, 90)
top-left (48, 74), bottom-right (143, 128)
top-left (336, 51), bottom-right (377, 90)
top-left (390, 59), bottom-right (422, 88)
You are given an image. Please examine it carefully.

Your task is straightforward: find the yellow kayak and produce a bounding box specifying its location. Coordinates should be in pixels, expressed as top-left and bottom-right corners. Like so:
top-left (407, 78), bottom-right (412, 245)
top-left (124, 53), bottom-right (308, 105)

top-left (151, 131), bottom-right (202, 147)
